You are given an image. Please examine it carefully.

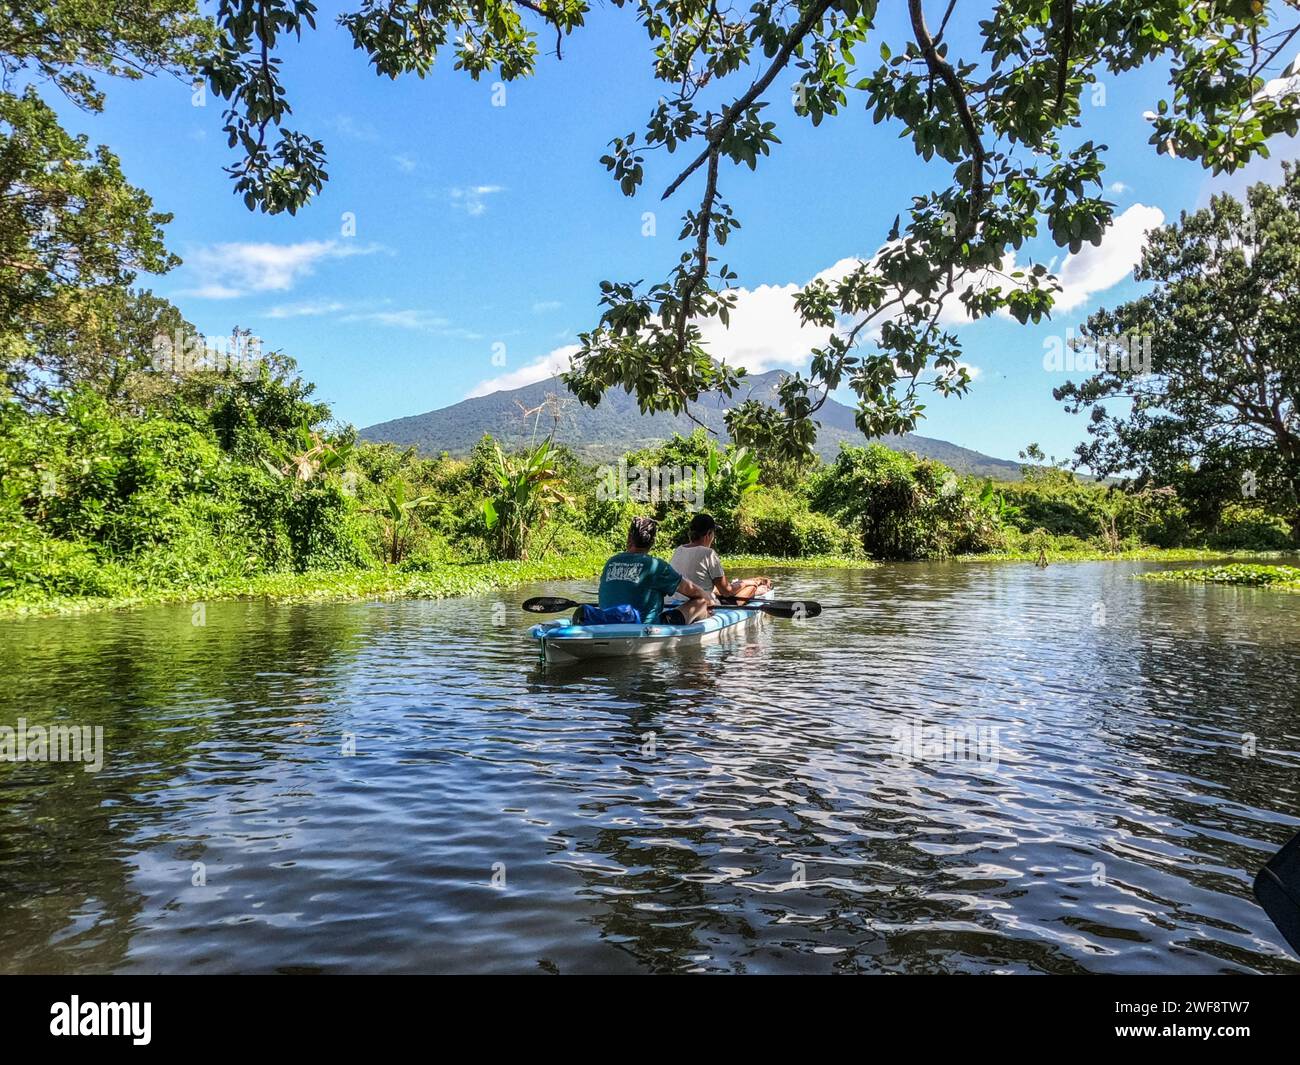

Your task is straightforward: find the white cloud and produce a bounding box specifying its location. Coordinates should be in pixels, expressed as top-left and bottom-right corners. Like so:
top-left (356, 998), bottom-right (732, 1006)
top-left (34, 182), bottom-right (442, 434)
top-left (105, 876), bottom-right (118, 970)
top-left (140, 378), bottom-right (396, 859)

top-left (532, 300), bottom-right (563, 313)
top-left (342, 309), bottom-right (477, 337)
top-left (1108, 181), bottom-right (1130, 195)
top-left (699, 212), bottom-right (1161, 365)
top-left (185, 240), bottom-right (382, 298)
top-left (339, 308), bottom-right (450, 331)
top-left (449, 185), bottom-right (505, 216)
top-left (177, 282), bottom-right (242, 300)
top-left (258, 297), bottom-right (478, 337)
top-left (393, 154), bottom-right (417, 173)
top-left (466, 346), bottom-right (579, 398)
top-left (810, 257), bottom-right (864, 287)
top-left (817, 207), bottom-right (1162, 331)
top-left (460, 209), bottom-right (1156, 399)
top-left (329, 115), bottom-right (379, 142)
top-left (264, 299), bottom-right (348, 319)
top-left (696, 280), bottom-right (835, 373)
top-left (1255, 52), bottom-right (1300, 106)
top-left (1053, 203), bottom-right (1165, 311)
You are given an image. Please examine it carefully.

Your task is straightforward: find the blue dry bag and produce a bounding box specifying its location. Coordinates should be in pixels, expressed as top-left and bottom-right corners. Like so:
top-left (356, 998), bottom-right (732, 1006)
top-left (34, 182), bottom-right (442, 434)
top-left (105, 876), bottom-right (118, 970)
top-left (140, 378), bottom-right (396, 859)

top-left (573, 604), bottom-right (642, 625)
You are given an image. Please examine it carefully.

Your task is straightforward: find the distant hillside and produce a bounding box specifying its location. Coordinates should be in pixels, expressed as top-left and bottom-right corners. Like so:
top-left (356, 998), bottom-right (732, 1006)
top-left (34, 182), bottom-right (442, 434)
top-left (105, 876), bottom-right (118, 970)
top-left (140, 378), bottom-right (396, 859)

top-left (359, 370), bottom-right (1023, 480)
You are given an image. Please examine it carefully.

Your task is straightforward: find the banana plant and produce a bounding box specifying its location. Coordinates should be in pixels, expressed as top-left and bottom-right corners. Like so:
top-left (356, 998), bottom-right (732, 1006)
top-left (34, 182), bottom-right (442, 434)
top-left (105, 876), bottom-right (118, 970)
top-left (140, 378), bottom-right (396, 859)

top-left (480, 436), bottom-right (573, 560)
top-left (379, 478), bottom-right (434, 565)
top-left (979, 478), bottom-right (1021, 523)
top-left (703, 444), bottom-right (761, 509)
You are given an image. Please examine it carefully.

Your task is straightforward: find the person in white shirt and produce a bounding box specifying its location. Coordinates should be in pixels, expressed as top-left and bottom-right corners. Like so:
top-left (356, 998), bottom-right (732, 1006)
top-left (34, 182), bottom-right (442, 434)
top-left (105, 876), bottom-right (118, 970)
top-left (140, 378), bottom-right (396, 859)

top-left (667, 513), bottom-right (772, 622)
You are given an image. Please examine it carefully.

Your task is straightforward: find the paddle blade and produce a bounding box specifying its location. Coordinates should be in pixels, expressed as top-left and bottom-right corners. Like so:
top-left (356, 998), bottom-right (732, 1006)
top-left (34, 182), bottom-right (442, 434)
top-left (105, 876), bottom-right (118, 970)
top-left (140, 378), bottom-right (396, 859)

top-left (522, 596), bottom-right (579, 614)
top-left (764, 600), bottom-right (822, 620)
top-left (717, 595), bottom-right (821, 619)
top-left (723, 600), bottom-right (822, 620)
top-left (1254, 832), bottom-right (1300, 956)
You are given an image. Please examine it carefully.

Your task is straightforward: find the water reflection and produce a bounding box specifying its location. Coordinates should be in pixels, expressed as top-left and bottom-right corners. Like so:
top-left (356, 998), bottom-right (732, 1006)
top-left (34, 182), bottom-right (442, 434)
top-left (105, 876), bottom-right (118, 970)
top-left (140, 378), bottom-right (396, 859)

top-left (1, 561), bottom-right (1297, 973)
top-left (0, 602), bottom-right (370, 972)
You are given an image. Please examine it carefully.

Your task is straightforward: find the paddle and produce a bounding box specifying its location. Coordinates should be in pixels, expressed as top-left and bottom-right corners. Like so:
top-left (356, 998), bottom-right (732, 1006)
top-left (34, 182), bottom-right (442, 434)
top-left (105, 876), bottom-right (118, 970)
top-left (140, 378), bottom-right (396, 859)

top-left (522, 596), bottom-right (586, 614)
top-left (1254, 830), bottom-right (1300, 956)
top-left (520, 595), bottom-right (821, 620)
top-left (714, 593), bottom-right (824, 617)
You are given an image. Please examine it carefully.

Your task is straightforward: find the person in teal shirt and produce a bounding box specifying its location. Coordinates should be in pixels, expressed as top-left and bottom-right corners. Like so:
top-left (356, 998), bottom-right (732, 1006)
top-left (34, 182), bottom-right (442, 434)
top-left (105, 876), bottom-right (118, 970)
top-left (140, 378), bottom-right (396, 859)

top-left (598, 516), bottom-right (710, 623)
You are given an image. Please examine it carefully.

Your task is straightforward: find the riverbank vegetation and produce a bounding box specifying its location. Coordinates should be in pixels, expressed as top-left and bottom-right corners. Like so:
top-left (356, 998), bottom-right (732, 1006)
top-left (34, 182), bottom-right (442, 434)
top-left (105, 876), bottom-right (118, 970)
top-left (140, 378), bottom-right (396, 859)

top-left (3, 6), bottom-right (1298, 618)
top-left (2, 354), bottom-right (1294, 618)
top-left (0, 551), bottom-right (877, 620)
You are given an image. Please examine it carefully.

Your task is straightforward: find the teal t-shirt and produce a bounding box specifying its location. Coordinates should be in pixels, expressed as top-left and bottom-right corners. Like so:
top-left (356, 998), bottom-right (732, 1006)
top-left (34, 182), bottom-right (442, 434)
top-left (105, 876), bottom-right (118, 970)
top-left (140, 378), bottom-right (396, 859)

top-left (598, 552), bottom-right (682, 623)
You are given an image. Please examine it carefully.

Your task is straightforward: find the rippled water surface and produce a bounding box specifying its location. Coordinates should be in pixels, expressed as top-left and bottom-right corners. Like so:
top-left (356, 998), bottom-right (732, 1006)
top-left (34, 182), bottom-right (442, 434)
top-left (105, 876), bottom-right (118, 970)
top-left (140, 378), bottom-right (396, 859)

top-left (2, 561), bottom-right (1298, 974)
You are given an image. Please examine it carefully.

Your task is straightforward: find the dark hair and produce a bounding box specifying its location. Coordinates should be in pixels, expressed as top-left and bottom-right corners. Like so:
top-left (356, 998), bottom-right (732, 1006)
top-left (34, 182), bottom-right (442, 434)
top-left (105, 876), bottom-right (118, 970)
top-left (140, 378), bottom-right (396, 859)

top-left (629, 516), bottom-right (658, 550)
top-left (687, 513), bottom-right (716, 541)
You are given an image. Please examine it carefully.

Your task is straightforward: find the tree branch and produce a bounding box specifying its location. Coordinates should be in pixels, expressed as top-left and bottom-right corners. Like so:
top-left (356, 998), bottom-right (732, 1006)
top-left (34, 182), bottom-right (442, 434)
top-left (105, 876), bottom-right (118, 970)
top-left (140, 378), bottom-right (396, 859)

top-left (661, 0), bottom-right (834, 202)
top-left (676, 139), bottom-right (721, 350)
top-left (515, 0), bottom-right (565, 59)
top-left (1054, 0), bottom-right (1075, 116)
top-left (908, 0), bottom-right (987, 243)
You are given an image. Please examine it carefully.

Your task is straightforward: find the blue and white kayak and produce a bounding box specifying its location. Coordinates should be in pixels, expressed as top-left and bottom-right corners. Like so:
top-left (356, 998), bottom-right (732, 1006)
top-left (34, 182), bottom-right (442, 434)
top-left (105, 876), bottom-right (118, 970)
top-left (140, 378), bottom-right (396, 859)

top-left (528, 592), bottom-right (772, 665)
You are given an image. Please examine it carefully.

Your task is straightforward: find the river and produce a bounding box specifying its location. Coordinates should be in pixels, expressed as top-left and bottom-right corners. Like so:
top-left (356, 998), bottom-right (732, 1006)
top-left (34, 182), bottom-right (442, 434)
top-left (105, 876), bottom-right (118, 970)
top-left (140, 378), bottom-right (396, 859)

top-left (1, 559), bottom-right (1297, 973)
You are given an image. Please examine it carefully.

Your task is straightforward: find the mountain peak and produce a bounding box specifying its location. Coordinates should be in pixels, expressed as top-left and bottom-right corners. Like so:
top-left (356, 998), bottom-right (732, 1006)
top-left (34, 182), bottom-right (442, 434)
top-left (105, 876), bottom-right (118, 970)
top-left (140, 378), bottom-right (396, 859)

top-left (359, 371), bottom-right (1021, 479)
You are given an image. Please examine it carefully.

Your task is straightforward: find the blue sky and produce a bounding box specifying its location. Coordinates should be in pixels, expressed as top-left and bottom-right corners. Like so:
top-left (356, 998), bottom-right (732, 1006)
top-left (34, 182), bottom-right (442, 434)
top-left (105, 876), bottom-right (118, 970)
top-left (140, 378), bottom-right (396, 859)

top-left (52, 3), bottom-right (1300, 464)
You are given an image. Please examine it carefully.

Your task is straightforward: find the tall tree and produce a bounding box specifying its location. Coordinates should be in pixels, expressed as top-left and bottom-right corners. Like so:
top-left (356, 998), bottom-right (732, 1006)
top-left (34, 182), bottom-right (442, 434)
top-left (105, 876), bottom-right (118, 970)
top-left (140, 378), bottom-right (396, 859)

top-left (201, 1), bottom-right (1300, 458)
top-left (0, 1), bottom-right (212, 401)
top-left (1056, 162), bottom-right (1300, 517)
top-left (24, 287), bottom-right (194, 407)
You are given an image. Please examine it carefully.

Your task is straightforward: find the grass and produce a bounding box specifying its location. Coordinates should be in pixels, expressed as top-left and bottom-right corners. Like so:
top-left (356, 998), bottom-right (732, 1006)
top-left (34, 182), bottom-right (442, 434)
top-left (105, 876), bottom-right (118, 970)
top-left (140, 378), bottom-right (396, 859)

top-left (8, 547), bottom-right (1296, 621)
top-left (0, 554), bottom-right (612, 620)
top-left (0, 552), bottom-right (879, 620)
top-left (956, 546), bottom-right (1298, 564)
top-left (725, 553), bottom-right (878, 570)
top-left (1138, 563), bottom-right (1300, 589)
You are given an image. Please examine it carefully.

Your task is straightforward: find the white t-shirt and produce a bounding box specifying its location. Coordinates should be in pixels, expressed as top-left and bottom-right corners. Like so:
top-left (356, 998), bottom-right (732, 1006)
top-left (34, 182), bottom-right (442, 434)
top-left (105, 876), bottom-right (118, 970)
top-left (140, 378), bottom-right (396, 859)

top-left (669, 545), bottom-right (725, 602)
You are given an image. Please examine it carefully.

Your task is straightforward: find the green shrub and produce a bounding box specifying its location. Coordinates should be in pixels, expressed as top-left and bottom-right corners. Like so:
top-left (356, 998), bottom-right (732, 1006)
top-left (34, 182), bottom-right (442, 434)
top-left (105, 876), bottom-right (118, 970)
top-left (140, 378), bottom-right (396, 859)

top-left (1119, 486), bottom-right (1190, 548)
top-left (1207, 504), bottom-right (1293, 550)
top-left (0, 524), bottom-right (127, 598)
top-left (1001, 469), bottom-right (1199, 549)
top-left (573, 472), bottom-right (641, 550)
top-left (730, 486), bottom-right (860, 557)
top-left (1000, 468), bottom-right (1114, 539)
top-left (281, 481), bottom-right (374, 571)
top-left (398, 534), bottom-right (464, 572)
top-left (810, 444), bottom-right (1003, 560)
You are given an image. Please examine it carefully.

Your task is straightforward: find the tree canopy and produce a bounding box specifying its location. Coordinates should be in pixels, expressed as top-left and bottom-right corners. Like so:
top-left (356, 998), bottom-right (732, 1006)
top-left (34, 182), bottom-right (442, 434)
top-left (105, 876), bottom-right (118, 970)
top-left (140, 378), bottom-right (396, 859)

top-left (0, 0), bottom-right (212, 401)
top-left (5, 2), bottom-right (1300, 461)
top-left (1056, 161), bottom-right (1300, 517)
top-left (197, 0), bottom-right (1300, 459)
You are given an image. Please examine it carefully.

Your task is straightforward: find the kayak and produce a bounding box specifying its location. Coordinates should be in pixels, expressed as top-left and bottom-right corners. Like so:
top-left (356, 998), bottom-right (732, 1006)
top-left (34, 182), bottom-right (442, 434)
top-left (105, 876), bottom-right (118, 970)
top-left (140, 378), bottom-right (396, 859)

top-left (528, 591), bottom-right (772, 665)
